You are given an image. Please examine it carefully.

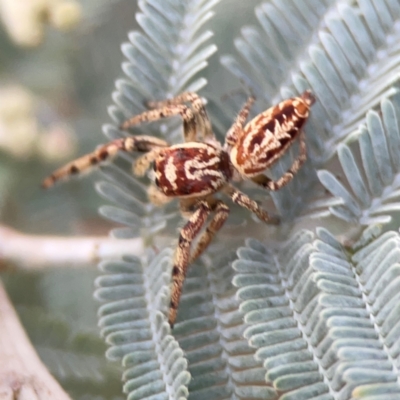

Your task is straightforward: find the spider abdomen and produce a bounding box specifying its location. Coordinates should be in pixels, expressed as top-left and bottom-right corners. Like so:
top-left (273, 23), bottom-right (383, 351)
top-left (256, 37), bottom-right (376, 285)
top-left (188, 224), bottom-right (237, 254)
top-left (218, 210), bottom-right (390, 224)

top-left (155, 142), bottom-right (232, 198)
top-left (230, 90), bottom-right (315, 177)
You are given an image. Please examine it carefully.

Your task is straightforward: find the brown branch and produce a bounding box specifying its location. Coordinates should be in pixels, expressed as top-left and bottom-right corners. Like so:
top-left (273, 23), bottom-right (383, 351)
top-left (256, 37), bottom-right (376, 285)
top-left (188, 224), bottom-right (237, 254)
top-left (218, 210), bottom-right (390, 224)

top-left (0, 225), bottom-right (144, 270)
top-left (0, 280), bottom-right (72, 400)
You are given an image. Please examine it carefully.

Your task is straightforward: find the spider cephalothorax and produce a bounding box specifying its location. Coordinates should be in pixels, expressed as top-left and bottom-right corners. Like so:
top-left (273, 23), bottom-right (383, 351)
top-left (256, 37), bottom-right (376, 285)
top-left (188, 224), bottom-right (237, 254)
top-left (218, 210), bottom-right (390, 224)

top-left (43, 91), bottom-right (315, 327)
top-left (153, 142), bottom-right (233, 197)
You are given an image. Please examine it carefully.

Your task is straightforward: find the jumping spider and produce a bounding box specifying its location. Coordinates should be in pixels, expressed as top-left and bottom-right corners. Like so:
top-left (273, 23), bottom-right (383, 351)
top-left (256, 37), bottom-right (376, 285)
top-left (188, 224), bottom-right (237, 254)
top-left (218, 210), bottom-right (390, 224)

top-left (43, 90), bottom-right (315, 327)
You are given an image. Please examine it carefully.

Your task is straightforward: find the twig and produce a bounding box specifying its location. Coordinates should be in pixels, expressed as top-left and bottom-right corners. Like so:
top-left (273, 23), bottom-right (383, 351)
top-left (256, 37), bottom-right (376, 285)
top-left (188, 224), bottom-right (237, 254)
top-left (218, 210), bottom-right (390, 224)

top-left (0, 280), bottom-right (72, 400)
top-left (0, 225), bottom-right (144, 269)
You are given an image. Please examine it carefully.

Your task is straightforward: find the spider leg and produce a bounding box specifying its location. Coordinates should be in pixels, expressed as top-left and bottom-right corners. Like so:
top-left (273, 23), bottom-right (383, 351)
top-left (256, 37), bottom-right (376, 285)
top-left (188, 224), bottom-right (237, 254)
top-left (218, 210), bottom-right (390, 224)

top-left (189, 199), bottom-right (230, 264)
top-left (148, 92), bottom-right (213, 142)
top-left (251, 132), bottom-right (307, 191)
top-left (224, 95), bottom-right (255, 149)
top-left (120, 104), bottom-right (198, 143)
top-left (169, 199), bottom-right (212, 327)
top-left (42, 136), bottom-right (168, 188)
top-left (223, 184), bottom-right (280, 225)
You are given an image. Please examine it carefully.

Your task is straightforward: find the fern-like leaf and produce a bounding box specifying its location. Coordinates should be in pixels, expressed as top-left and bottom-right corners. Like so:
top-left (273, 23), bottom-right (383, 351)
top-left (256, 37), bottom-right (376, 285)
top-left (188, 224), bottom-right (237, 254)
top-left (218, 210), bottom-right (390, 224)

top-left (317, 96), bottom-right (400, 224)
top-left (170, 252), bottom-right (274, 400)
top-left (93, 1), bottom-right (228, 398)
top-left (221, 0), bottom-right (400, 218)
top-left (95, 249), bottom-right (191, 400)
top-left (233, 227), bottom-right (400, 398)
top-left (222, 0), bottom-right (400, 161)
top-left (91, 1), bottom-right (400, 399)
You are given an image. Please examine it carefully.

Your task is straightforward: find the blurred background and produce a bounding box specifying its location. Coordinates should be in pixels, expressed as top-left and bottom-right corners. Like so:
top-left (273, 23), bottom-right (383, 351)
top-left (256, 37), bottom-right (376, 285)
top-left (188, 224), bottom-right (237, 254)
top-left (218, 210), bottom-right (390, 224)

top-left (0, 0), bottom-right (265, 398)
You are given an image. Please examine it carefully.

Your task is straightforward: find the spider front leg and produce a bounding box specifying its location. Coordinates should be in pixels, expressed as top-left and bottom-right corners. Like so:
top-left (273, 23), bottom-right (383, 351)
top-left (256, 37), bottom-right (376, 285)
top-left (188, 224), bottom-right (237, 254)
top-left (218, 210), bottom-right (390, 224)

top-left (251, 132), bottom-right (307, 191)
top-left (223, 184), bottom-right (280, 225)
top-left (169, 199), bottom-right (212, 327)
top-left (120, 102), bottom-right (199, 143)
top-left (224, 95), bottom-right (255, 149)
top-left (42, 135), bottom-right (168, 188)
top-left (148, 92), bottom-right (214, 142)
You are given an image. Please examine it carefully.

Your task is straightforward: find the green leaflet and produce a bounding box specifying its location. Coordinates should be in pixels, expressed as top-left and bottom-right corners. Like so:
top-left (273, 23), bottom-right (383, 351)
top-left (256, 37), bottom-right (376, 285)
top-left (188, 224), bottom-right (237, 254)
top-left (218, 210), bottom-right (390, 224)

top-left (233, 229), bottom-right (400, 399)
top-left (94, 0), bottom-right (400, 399)
top-left (317, 96), bottom-right (400, 224)
top-left (95, 250), bottom-right (191, 400)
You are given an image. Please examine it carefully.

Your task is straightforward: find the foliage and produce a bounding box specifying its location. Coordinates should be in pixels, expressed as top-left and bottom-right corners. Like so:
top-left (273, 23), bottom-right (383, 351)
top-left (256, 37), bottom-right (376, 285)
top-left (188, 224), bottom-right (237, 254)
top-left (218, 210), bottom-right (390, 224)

top-left (3, 0), bottom-right (400, 399)
top-left (94, 0), bottom-right (400, 399)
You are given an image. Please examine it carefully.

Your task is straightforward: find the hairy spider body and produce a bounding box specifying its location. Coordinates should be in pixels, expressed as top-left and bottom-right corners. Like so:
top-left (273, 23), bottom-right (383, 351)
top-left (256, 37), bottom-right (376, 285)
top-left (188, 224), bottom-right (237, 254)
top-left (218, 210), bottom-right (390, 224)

top-left (224, 90), bottom-right (315, 191)
top-left (154, 142), bottom-right (233, 198)
top-left (43, 90), bottom-right (315, 327)
top-left (231, 93), bottom-right (314, 176)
